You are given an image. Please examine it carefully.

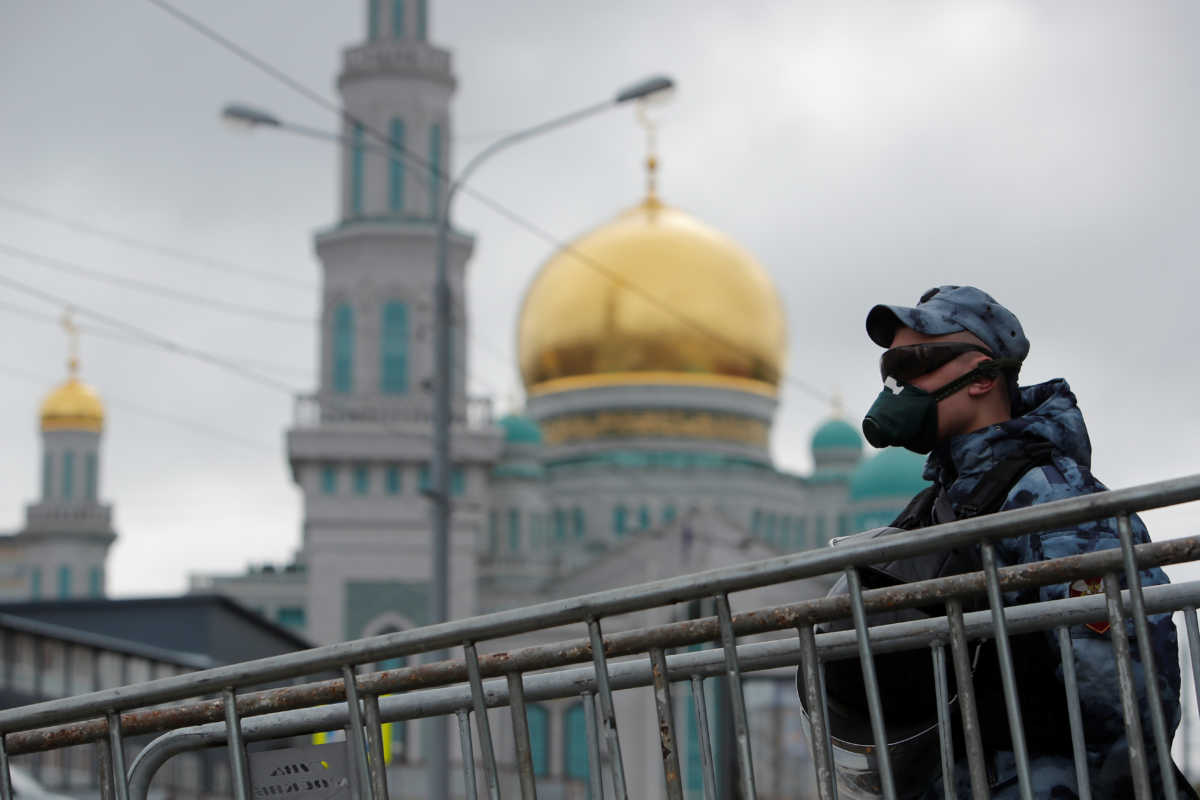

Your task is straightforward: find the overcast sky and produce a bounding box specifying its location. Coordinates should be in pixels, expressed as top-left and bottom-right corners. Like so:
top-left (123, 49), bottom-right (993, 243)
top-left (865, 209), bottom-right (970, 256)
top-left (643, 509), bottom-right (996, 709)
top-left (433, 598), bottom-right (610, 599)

top-left (1, 1), bottom-right (1197, 596)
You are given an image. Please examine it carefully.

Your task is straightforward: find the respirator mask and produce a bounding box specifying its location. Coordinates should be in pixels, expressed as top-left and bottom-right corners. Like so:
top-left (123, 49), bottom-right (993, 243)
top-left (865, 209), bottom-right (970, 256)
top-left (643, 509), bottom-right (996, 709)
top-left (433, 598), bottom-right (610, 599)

top-left (861, 342), bottom-right (1021, 454)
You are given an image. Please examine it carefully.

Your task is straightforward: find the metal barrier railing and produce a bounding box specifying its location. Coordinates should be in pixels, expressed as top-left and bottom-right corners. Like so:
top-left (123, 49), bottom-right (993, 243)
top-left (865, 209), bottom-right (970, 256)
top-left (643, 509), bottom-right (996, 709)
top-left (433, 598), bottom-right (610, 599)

top-left (1, 473), bottom-right (1199, 800)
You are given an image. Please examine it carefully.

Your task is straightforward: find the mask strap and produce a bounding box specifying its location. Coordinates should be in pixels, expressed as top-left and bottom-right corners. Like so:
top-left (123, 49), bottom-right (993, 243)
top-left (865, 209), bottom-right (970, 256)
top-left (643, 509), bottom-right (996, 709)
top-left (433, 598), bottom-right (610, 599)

top-left (932, 358), bottom-right (1023, 401)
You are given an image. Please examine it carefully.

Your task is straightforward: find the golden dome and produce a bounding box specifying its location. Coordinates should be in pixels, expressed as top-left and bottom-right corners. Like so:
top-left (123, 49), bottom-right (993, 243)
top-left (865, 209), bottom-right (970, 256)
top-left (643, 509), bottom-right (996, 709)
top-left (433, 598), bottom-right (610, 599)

top-left (40, 374), bottom-right (104, 433)
top-left (518, 196), bottom-right (787, 395)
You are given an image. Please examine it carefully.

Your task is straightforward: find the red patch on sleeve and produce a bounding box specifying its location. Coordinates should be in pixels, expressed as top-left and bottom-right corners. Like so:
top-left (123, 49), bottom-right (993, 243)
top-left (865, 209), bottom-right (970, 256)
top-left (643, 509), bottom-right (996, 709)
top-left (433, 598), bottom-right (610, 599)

top-left (1069, 577), bottom-right (1110, 635)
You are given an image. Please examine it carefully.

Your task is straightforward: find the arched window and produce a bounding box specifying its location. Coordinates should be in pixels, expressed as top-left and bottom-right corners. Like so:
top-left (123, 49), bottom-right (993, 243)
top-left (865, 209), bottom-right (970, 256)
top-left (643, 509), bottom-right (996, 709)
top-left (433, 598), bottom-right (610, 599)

top-left (613, 506), bottom-right (628, 537)
top-left (388, 119), bottom-right (405, 212)
top-left (332, 304), bottom-right (355, 393)
top-left (572, 507), bottom-right (585, 539)
top-left (386, 465), bottom-right (401, 495)
top-left (391, 0), bottom-right (405, 37)
top-left (765, 513), bottom-right (777, 546)
top-left (553, 509), bottom-right (566, 543)
top-left (85, 452), bottom-right (98, 501)
top-left (368, 0), bottom-right (380, 39)
top-left (62, 450), bottom-right (74, 500)
top-left (428, 123), bottom-right (443, 216)
top-left (637, 505), bottom-right (650, 530)
top-left (88, 566), bottom-right (103, 598)
top-left (380, 301), bottom-right (409, 393)
top-left (415, 0), bottom-right (427, 40)
top-left (508, 509), bottom-right (521, 552)
top-left (350, 123), bottom-right (366, 216)
top-left (563, 702), bottom-right (591, 784)
top-left (527, 704), bottom-right (549, 777)
top-left (57, 565), bottom-right (71, 599)
top-left (42, 452), bottom-right (52, 500)
top-left (662, 505), bottom-right (676, 524)
top-left (488, 511), bottom-right (498, 554)
top-left (353, 464), bottom-right (370, 495)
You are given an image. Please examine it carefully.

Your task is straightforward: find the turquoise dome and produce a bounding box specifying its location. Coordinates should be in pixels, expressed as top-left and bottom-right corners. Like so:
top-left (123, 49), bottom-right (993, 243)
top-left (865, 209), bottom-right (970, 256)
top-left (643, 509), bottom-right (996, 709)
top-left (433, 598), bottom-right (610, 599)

top-left (812, 418), bottom-right (862, 451)
top-left (498, 414), bottom-right (542, 445)
top-left (849, 447), bottom-right (930, 501)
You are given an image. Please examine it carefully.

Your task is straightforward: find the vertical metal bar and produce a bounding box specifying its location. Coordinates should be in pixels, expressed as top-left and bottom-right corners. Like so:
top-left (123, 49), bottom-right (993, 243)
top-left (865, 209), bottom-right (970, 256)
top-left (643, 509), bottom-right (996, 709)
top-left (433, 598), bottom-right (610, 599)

top-left (714, 594), bottom-right (758, 799)
top-left (931, 643), bottom-right (956, 800)
top-left (0, 734), bottom-right (11, 800)
top-left (648, 647), bottom-right (684, 800)
top-left (1104, 572), bottom-right (1153, 799)
top-left (464, 642), bottom-right (502, 800)
top-left (1055, 626), bottom-right (1092, 800)
top-left (689, 676), bottom-right (718, 800)
top-left (341, 665), bottom-right (375, 800)
top-left (1116, 514), bottom-right (1178, 799)
top-left (362, 693), bottom-right (391, 800)
top-left (457, 709), bottom-right (479, 800)
top-left (587, 617), bottom-right (629, 800)
top-left (581, 691), bottom-right (606, 800)
top-left (97, 734), bottom-right (115, 800)
top-left (105, 711), bottom-right (129, 800)
top-left (844, 567), bottom-right (896, 800)
top-left (979, 541), bottom-right (1033, 800)
top-left (507, 672), bottom-right (539, 800)
top-left (221, 688), bottom-right (251, 800)
top-left (796, 625), bottom-right (836, 800)
top-left (946, 598), bottom-right (989, 800)
top-left (815, 661), bottom-right (839, 800)
top-left (1185, 608), bottom-right (1200, 709)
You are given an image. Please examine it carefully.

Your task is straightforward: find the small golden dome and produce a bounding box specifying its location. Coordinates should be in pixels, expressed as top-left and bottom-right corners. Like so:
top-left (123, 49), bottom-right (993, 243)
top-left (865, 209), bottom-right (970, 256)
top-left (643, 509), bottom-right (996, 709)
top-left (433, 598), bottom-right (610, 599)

top-left (40, 374), bottom-right (104, 433)
top-left (518, 196), bottom-right (787, 394)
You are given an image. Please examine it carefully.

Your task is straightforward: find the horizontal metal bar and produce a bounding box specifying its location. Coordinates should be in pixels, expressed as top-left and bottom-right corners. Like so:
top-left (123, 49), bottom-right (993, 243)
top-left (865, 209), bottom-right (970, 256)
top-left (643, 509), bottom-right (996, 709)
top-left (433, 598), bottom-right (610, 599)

top-left (12, 533), bottom-right (1198, 755)
top-left (125, 580), bottom-right (1200, 794)
top-left (6, 472), bottom-right (1198, 733)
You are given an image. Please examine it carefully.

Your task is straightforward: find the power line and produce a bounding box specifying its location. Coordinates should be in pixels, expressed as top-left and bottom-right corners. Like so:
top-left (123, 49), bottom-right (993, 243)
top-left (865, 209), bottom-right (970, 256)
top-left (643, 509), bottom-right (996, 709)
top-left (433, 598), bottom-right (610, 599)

top-left (0, 270), bottom-right (296, 395)
top-left (0, 196), bottom-right (316, 292)
top-left (0, 297), bottom-right (313, 380)
top-left (0, 240), bottom-right (314, 327)
top-left (0, 362), bottom-right (276, 455)
top-left (145, 0), bottom-right (832, 406)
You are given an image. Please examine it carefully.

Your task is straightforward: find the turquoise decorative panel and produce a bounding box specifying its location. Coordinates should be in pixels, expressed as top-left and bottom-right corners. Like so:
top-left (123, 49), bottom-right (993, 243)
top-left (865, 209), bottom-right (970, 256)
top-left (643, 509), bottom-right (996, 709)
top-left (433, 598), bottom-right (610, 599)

top-left (333, 304), bottom-right (355, 393)
top-left (564, 702), bottom-right (589, 781)
top-left (42, 452), bottom-right (52, 499)
top-left (428, 122), bottom-right (442, 216)
top-left (57, 565), bottom-right (71, 599)
top-left (391, 0), bottom-right (405, 37)
top-left (88, 566), bottom-right (102, 598)
top-left (354, 464), bottom-right (370, 495)
top-left (85, 452), bottom-right (97, 501)
top-left (62, 450), bottom-right (74, 500)
top-left (388, 118), bottom-right (406, 212)
top-left (344, 581), bottom-right (428, 640)
top-left (381, 301), bottom-right (409, 394)
top-left (527, 704), bottom-right (549, 776)
top-left (322, 465), bottom-right (338, 495)
top-left (351, 123), bottom-right (366, 216)
top-left (386, 465), bottom-right (401, 495)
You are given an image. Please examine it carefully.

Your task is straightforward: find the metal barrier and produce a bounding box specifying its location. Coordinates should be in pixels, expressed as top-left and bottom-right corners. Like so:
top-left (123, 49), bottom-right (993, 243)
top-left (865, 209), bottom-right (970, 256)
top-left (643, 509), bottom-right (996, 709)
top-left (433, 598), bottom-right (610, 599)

top-left (2, 473), bottom-right (1200, 800)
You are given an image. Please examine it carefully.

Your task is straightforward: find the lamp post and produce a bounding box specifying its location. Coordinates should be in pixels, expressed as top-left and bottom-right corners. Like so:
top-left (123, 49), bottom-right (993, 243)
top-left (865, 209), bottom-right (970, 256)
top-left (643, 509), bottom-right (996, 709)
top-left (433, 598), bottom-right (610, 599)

top-left (223, 73), bottom-right (675, 798)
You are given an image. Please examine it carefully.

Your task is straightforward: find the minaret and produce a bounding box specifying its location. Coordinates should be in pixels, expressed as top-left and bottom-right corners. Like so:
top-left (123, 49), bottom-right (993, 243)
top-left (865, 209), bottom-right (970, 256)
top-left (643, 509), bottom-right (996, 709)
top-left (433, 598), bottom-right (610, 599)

top-left (20, 312), bottom-right (116, 599)
top-left (287, 0), bottom-right (500, 647)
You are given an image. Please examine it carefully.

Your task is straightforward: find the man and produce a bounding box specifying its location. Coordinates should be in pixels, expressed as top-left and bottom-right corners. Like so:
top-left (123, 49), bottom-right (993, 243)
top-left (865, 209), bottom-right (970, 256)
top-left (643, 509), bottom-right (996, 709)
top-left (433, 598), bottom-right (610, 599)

top-left (853, 286), bottom-right (1189, 798)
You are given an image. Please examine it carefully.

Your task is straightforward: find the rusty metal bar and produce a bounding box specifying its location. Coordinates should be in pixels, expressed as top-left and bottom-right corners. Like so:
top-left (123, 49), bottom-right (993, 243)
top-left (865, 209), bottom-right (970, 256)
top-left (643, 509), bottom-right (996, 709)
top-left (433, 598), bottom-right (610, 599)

top-left (648, 647), bottom-right (683, 800)
top-left (362, 693), bottom-right (390, 800)
top-left (341, 665), bottom-right (375, 800)
top-left (457, 709), bottom-right (478, 800)
top-left (796, 625), bottom-right (834, 800)
top-left (1104, 571), bottom-right (1152, 799)
top-left (221, 688), bottom-right (251, 800)
top-left (9, 535), bottom-right (1200, 759)
top-left (506, 672), bottom-right (538, 799)
top-left (581, 691), bottom-right (605, 800)
top-left (7, 474), bottom-right (1199, 737)
top-left (688, 676), bottom-right (717, 800)
top-left (588, 617), bottom-right (629, 800)
top-left (105, 711), bottom-right (128, 800)
top-left (931, 643), bottom-right (955, 800)
top-left (464, 643), bottom-right (502, 800)
top-left (844, 566), bottom-right (895, 800)
top-left (946, 598), bottom-right (988, 800)
top-left (980, 541), bottom-right (1032, 800)
top-left (1117, 514), bottom-right (1177, 799)
top-left (715, 593), bottom-right (757, 799)
top-left (1055, 625), bottom-right (1091, 800)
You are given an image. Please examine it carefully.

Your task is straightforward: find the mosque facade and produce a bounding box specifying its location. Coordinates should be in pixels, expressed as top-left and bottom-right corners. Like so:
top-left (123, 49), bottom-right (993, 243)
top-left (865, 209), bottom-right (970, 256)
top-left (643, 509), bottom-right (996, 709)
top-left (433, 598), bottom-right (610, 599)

top-left (188, 3), bottom-right (930, 796)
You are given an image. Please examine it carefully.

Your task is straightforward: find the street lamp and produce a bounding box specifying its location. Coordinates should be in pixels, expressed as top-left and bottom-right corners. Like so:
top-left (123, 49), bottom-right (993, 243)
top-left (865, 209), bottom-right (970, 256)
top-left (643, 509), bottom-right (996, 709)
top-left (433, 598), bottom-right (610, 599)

top-left (223, 72), bottom-right (676, 798)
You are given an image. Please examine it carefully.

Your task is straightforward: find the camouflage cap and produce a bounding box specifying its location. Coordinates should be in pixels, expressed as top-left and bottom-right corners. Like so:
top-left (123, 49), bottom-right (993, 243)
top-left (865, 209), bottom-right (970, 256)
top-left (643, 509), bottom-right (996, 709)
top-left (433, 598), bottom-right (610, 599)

top-left (865, 285), bottom-right (1029, 361)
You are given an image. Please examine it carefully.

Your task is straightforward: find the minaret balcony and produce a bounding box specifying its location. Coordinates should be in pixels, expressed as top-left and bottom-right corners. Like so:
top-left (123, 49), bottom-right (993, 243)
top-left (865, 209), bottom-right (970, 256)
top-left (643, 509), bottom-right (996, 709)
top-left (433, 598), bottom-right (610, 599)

top-left (293, 393), bottom-right (493, 430)
top-left (23, 502), bottom-right (113, 535)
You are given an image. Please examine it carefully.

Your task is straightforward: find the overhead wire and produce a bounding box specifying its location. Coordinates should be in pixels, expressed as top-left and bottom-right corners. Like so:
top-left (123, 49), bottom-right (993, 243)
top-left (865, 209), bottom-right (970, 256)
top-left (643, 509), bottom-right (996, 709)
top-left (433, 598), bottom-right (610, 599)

top-left (145, 0), bottom-right (832, 407)
top-left (0, 195), bottom-right (316, 292)
top-left (0, 361), bottom-right (276, 455)
top-left (0, 240), bottom-right (314, 327)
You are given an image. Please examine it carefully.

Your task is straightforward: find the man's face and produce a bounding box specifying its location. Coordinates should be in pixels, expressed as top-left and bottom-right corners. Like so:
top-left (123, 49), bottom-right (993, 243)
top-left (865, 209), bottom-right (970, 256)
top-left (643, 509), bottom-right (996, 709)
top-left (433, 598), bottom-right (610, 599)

top-left (888, 327), bottom-right (994, 440)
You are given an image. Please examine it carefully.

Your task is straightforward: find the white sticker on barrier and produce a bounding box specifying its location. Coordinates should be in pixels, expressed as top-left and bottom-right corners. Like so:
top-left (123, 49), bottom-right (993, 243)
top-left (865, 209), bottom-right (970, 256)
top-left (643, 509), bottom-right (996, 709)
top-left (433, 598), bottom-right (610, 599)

top-left (248, 741), bottom-right (351, 799)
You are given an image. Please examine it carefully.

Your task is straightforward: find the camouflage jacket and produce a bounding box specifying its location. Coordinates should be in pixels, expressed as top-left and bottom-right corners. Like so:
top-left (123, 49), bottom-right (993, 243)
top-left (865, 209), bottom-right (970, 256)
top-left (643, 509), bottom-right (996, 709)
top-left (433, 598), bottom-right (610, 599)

top-left (923, 378), bottom-right (1181, 796)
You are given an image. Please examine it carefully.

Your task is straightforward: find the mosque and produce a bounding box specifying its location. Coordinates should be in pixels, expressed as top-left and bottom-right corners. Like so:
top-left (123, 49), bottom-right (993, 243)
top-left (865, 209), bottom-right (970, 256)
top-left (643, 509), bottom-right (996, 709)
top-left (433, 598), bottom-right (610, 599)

top-left (0, 2), bottom-right (930, 796)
